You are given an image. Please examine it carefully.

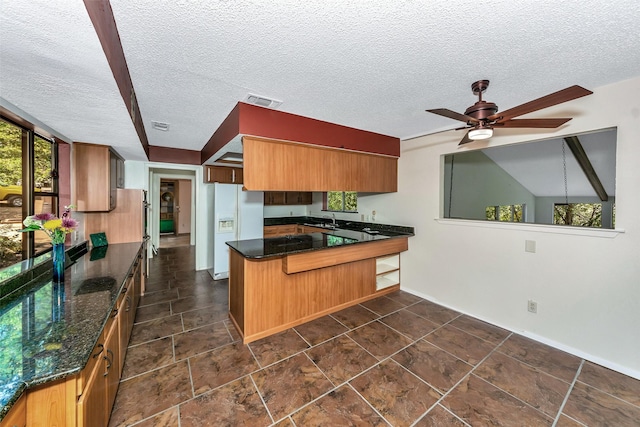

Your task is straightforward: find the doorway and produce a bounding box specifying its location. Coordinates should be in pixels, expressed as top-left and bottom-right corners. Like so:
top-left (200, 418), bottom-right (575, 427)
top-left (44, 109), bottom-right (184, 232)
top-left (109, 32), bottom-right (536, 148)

top-left (159, 178), bottom-right (192, 248)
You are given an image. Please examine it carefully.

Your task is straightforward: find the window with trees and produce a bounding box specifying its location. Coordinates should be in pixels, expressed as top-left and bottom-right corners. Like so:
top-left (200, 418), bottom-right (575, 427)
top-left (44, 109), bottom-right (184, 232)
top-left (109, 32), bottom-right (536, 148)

top-left (326, 191), bottom-right (358, 212)
top-left (553, 203), bottom-right (602, 227)
top-left (0, 119), bottom-right (59, 270)
top-left (486, 204), bottom-right (525, 222)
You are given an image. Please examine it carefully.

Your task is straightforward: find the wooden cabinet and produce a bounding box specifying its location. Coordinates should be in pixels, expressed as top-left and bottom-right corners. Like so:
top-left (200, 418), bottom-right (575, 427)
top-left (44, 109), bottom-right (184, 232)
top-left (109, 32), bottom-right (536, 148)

top-left (204, 165), bottom-right (243, 184)
top-left (243, 136), bottom-right (398, 192)
top-left (0, 394), bottom-right (25, 427)
top-left (73, 142), bottom-right (123, 211)
top-left (297, 225), bottom-right (327, 234)
top-left (264, 191), bottom-right (313, 205)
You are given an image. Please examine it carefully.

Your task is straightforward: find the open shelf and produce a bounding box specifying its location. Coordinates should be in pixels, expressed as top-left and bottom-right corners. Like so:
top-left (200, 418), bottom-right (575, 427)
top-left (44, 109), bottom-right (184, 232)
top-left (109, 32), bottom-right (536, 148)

top-left (376, 254), bottom-right (400, 290)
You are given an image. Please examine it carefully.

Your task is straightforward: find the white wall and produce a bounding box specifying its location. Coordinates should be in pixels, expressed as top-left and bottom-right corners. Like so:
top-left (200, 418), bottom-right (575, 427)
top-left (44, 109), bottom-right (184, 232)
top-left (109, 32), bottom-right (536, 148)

top-left (125, 161), bottom-right (212, 271)
top-left (374, 76), bottom-right (640, 379)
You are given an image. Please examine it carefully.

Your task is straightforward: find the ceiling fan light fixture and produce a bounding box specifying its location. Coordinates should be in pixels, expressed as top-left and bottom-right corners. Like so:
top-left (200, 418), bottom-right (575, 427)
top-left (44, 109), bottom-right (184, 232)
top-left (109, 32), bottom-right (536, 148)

top-left (468, 127), bottom-right (493, 140)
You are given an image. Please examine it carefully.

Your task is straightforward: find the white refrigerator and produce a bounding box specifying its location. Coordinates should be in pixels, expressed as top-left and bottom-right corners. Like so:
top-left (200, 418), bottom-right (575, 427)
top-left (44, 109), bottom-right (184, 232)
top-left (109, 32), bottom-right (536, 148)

top-left (212, 183), bottom-right (264, 279)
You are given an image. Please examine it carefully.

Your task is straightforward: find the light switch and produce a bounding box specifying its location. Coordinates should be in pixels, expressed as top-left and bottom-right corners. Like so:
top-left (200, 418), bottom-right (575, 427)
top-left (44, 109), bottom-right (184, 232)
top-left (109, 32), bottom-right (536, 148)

top-left (525, 240), bottom-right (536, 253)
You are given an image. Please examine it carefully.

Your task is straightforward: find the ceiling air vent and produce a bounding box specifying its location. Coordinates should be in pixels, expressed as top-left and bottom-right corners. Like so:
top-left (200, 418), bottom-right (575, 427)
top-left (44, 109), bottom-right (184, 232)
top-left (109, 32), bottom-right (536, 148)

top-left (244, 94), bottom-right (282, 109)
top-left (151, 121), bottom-right (170, 131)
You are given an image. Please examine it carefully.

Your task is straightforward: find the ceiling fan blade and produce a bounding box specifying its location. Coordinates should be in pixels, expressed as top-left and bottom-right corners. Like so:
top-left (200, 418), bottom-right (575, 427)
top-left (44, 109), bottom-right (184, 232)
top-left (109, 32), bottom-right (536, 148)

top-left (494, 118), bottom-right (572, 128)
top-left (458, 131), bottom-right (473, 146)
top-left (489, 85), bottom-right (593, 121)
top-left (427, 108), bottom-right (479, 124)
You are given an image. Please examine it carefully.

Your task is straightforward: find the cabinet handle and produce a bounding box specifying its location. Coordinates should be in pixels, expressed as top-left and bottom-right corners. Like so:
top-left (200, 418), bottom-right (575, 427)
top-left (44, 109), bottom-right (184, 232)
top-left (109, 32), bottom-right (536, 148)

top-left (111, 308), bottom-right (118, 318)
top-left (104, 349), bottom-right (113, 376)
top-left (207, 168), bottom-right (210, 182)
top-left (232, 169), bottom-right (236, 183)
top-left (92, 343), bottom-right (104, 358)
top-left (126, 295), bottom-right (131, 312)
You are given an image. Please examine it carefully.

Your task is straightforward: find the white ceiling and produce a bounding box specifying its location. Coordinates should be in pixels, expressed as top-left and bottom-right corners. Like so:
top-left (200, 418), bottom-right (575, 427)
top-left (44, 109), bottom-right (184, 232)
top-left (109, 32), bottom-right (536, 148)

top-left (1, 0), bottom-right (640, 161)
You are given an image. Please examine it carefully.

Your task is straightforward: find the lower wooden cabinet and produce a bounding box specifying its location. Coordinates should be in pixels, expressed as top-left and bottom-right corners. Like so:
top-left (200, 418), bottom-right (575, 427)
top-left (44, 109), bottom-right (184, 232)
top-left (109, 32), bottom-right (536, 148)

top-left (0, 394), bottom-right (25, 427)
top-left (263, 224), bottom-right (298, 237)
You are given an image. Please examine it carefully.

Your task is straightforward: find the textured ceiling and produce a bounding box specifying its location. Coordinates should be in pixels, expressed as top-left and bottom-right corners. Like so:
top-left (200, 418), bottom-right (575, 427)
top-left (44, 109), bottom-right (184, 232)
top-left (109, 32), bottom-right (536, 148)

top-left (1, 0), bottom-right (640, 161)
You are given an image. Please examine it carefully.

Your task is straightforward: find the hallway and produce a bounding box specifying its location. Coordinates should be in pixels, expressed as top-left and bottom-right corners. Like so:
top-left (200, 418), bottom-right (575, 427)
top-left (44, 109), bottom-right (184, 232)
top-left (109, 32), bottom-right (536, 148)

top-left (109, 246), bottom-right (640, 426)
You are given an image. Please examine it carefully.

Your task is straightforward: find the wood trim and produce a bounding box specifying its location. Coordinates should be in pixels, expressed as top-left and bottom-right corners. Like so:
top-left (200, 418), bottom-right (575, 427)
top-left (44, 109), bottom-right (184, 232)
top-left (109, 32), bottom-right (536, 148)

top-left (283, 237), bottom-right (408, 274)
top-left (83, 0), bottom-right (149, 158)
top-left (148, 145), bottom-right (201, 165)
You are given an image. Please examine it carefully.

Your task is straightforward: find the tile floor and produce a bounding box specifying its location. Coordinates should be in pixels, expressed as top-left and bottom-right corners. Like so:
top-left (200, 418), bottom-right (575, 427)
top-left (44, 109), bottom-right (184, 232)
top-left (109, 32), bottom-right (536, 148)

top-left (108, 246), bottom-right (640, 426)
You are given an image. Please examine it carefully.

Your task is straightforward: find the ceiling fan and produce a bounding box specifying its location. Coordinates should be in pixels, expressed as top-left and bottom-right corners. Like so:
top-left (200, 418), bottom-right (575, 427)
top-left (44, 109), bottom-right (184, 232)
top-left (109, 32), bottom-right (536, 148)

top-left (426, 80), bottom-right (593, 145)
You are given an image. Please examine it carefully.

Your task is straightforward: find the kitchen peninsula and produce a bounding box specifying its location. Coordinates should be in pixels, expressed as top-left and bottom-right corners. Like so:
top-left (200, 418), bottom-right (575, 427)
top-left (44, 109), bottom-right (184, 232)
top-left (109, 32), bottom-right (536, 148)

top-left (227, 222), bottom-right (413, 343)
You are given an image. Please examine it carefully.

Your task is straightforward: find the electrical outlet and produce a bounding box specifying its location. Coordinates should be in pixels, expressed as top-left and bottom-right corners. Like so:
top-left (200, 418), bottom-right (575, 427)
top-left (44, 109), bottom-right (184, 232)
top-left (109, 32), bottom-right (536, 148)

top-left (527, 299), bottom-right (538, 313)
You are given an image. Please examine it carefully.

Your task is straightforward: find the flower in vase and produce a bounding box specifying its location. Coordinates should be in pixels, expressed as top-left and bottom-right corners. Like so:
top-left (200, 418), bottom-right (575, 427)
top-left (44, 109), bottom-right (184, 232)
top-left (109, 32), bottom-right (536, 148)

top-left (22, 205), bottom-right (78, 245)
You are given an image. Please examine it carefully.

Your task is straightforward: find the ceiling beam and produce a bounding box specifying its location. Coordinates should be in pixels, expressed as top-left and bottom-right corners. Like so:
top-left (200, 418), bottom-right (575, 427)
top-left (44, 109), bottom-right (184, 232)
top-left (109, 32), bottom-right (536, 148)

top-left (83, 0), bottom-right (149, 159)
top-left (564, 136), bottom-right (608, 201)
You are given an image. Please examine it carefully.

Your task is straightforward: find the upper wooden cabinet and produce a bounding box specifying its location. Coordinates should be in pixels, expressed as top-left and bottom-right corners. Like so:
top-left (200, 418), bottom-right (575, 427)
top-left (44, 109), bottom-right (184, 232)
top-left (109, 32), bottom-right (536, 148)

top-left (242, 137), bottom-right (397, 192)
top-left (73, 143), bottom-right (123, 212)
top-left (204, 165), bottom-right (243, 184)
top-left (264, 191), bottom-right (312, 205)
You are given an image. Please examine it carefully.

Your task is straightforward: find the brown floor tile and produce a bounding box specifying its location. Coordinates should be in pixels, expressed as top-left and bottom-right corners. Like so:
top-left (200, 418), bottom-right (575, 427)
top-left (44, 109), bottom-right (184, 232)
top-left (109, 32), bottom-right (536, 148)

top-left (129, 314), bottom-right (183, 346)
top-left (272, 417), bottom-right (295, 426)
top-left (414, 404), bottom-right (467, 426)
top-left (562, 381), bottom-right (640, 427)
top-left (181, 305), bottom-right (228, 330)
top-left (134, 301), bottom-right (172, 323)
top-left (176, 280), bottom-right (227, 299)
top-left (578, 361), bottom-right (640, 406)
top-left (248, 329), bottom-right (309, 367)
top-left (441, 375), bottom-right (552, 426)
top-left (360, 296), bottom-right (406, 316)
top-left (294, 315), bottom-right (349, 346)
top-left (385, 290), bottom-right (425, 306)
top-left (171, 270), bottom-right (211, 285)
top-left (252, 353), bottom-right (333, 420)
top-left (122, 337), bottom-right (174, 380)
top-left (331, 304), bottom-right (379, 329)
top-left (224, 319), bottom-right (241, 341)
top-left (170, 293), bottom-right (220, 314)
top-left (179, 376), bottom-right (272, 427)
top-left (555, 414), bottom-right (585, 426)
top-left (144, 278), bottom-right (172, 293)
top-left (351, 359), bottom-right (440, 426)
top-left (474, 351), bottom-right (570, 417)
top-left (173, 321), bottom-right (233, 360)
top-left (449, 315), bottom-right (510, 345)
top-left (498, 334), bottom-right (581, 382)
top-left (139, 288), bottom-right (179, 306)
top-left (425, 324), bottom-right (496, 365)
top-left (291, 385), bottom-right (389, 426)
top-left (347, 320), bottom-right (413, 360)
top-left (109, 361), bottom-right (192, 426)
top-left (306, 335), bottom-right (378, 386)
top-left (190, 342), bottom-right (260, 395)
top-left (393, 339), bottom-right (472, 394)
top-left (134, 406), bottom-right (179, 427)
top-left (406, 300), bottom-right (461, 325)
top-left (380, 309), bottom-right (439, 340)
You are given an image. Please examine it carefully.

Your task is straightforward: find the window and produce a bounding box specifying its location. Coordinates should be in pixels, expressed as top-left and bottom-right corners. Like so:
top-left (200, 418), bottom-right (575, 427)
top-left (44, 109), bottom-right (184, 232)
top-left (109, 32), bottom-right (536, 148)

top-left (486, 204), bottom-right (525, 222)
top-left (0, 118), bottom-right (59, 269)
top-left (553, 203), bottom-right (602, 227)
top-left (326, 191), bottom-right (358, 212)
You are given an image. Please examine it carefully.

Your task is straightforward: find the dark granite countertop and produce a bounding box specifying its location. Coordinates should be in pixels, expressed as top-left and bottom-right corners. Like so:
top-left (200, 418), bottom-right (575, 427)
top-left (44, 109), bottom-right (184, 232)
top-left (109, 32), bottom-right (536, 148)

top-left (227, 227), bottom-right (411, 259)
top-left (0, 242), bottom-right (143, 420)
top-left (264, 215), bottom-right (415, 236)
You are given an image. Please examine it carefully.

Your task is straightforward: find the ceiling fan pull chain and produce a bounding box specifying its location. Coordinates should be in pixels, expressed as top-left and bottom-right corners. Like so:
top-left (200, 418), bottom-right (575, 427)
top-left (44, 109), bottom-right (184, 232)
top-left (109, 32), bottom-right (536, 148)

top-left (562, 140), bottom-right (569, 205)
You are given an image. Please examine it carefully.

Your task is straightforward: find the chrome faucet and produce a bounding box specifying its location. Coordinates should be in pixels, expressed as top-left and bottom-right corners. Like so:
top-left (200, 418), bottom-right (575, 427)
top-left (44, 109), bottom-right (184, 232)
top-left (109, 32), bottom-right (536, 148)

top-left (322, 213), bottom-right (336, 227)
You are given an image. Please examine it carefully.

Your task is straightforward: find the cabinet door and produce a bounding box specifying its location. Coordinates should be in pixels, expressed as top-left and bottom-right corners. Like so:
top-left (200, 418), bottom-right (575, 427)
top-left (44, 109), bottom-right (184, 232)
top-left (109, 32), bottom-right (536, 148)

top-left (74, 143), bottom-right (112, 211)
top-left (0, 393), bottom-right (26, 427)
top-left (109, 151), bottom-right (118, 210)
top-left (77, 355), bottom-right (108, 427)
top-left (265, 192), bottom-right (286, 205)
top-left (205, 166), bottom-right (234, 183)
top-left (116, 157), bottom-right (125, 188)
top-left (104, 324), bottom-right (120, 415)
